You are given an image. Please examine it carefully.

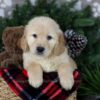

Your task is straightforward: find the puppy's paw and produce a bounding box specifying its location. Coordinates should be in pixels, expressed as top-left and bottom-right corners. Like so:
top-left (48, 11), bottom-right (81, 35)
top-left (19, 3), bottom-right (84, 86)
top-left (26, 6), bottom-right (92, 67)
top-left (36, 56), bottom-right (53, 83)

top-left (59, 74), bottom-right (74, 90)
top-left (29, 76), bottom-right (43, 88)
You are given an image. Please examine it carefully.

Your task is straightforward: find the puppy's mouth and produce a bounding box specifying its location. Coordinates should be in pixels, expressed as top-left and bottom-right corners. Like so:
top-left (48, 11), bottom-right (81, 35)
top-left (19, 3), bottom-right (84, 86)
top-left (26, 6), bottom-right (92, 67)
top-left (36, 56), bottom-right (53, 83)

top-left (36, 52), bottom-right (44, 55)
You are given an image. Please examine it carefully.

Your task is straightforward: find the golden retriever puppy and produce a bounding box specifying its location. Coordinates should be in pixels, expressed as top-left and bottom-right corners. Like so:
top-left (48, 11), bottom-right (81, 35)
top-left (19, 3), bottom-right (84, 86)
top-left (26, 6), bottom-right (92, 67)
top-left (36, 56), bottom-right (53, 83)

top-left (20, 16), bottom-right (77, 90)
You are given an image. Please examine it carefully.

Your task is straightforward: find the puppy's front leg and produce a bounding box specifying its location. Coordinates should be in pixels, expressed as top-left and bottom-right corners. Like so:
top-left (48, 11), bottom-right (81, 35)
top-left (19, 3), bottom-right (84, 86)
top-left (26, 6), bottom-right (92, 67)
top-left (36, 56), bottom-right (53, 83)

top-left (58, 64), bottom-right (74, 90)
top-left (26, 63), bottom-right (43, 88)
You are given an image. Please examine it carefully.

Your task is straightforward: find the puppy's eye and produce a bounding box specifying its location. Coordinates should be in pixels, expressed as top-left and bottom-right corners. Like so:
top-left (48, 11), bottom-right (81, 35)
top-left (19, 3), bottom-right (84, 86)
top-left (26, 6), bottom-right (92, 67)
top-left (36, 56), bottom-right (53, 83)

top-left (47, 35), bottom-right (52, 40)
top-left (32, 34), bottom-right (37, 38)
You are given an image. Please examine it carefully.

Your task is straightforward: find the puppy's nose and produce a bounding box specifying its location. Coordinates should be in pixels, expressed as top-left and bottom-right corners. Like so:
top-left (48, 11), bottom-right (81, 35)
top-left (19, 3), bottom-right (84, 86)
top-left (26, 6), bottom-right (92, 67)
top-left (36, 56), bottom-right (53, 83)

top-left (37, 46), bottom-right (45, 53)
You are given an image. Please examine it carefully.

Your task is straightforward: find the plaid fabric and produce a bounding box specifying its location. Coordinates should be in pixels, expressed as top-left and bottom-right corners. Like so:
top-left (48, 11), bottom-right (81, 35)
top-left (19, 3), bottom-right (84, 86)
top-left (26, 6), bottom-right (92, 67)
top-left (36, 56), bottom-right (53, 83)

top-left (0, 64), bottom-right (81, 100)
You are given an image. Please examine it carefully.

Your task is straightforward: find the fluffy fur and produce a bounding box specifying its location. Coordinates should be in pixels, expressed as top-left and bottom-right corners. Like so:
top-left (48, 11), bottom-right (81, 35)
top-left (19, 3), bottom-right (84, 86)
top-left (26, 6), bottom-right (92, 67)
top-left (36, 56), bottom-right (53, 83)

top-left (0, 26), bottom-right (24, 67)
top-left (20, 16), bottom-right (77, 90)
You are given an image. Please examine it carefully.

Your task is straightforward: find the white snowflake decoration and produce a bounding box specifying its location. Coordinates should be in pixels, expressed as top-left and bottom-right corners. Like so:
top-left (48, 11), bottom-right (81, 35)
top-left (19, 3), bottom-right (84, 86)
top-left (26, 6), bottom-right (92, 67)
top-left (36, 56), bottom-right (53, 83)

top-left (3, 0), bottom-right (12, 6)
top-left (87, 0), bottom-right (92, 2)
top-left (65, 0), bottom-right (72, 2)
top-left (0, 8), bottom-right (4, 17)
top-left (0, 3), bottom-right (6, 8)
top-left (0, 0), bottom-right (12, 17)
top-left (74, 0), bottom-right (82, 11)
top-left (92, 2), bottom-right (100, 17)
top-left (30, 0), bottom-right (36, 5)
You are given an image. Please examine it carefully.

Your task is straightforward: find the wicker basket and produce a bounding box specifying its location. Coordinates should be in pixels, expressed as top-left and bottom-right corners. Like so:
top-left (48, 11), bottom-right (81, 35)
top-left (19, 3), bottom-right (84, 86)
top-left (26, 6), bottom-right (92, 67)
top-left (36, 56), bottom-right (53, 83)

top-left (0, 78), bottom-right (77, 100)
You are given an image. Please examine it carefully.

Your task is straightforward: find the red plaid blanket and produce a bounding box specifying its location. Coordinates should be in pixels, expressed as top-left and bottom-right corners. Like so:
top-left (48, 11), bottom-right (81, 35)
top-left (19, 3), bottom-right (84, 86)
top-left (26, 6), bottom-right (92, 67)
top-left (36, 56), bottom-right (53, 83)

top-left (0, 64), bottom-right (81, 100)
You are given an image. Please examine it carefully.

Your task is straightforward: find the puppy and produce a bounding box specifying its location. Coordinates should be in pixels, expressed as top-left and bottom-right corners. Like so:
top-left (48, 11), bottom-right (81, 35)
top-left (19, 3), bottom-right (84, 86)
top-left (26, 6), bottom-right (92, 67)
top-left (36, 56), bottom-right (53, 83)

top-left (20, 16), bottom-right (77, 90)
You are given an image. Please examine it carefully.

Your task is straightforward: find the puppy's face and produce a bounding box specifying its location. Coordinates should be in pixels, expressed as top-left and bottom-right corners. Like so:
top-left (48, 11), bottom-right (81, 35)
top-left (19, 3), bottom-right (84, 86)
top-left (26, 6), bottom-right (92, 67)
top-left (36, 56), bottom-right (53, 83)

top-left (21, 17), bottom-right (65, 58)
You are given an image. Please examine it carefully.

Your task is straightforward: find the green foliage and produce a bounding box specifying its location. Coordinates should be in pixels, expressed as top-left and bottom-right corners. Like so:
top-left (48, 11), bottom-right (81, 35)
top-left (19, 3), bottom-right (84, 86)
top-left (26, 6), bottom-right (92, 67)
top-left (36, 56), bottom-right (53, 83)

top-left (74, 18), bottom-right (95, 27)
top-left (78, 65), bottom-right (100, 95)
top-left (0, 0), bottom-right (100, 95)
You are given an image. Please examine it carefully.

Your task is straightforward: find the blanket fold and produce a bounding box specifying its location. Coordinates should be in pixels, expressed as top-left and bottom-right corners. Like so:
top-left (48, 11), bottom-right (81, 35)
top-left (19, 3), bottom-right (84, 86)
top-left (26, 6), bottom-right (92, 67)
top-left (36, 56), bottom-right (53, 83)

top-left (0, 64), bottom-right (81, 100)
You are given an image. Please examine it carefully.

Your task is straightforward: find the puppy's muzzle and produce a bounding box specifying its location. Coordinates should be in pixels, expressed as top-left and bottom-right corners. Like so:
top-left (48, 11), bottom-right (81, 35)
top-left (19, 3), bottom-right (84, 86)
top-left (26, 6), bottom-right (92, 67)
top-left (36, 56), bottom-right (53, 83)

top-left (36, 46), bottom-right (45, 55)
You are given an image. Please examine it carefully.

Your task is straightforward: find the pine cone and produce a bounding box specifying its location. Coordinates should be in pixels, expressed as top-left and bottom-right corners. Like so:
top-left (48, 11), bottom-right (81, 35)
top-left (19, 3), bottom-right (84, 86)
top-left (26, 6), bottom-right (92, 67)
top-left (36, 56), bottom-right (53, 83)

top-left (64, 29), bottom-right (88, 58)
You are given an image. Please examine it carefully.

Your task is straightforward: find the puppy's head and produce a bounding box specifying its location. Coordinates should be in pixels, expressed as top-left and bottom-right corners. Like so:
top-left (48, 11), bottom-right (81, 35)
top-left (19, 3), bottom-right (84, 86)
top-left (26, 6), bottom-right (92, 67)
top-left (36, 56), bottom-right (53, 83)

top-left (20, 16), bottom-right (65, 58)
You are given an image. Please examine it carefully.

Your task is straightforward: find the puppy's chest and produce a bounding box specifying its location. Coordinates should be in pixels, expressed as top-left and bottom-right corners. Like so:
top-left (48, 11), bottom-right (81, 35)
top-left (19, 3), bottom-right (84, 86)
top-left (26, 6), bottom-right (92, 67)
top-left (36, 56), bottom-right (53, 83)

top-left (23, 52), bottom-right (69, 72)
top-left (38, 59), bottom-right (58, 72)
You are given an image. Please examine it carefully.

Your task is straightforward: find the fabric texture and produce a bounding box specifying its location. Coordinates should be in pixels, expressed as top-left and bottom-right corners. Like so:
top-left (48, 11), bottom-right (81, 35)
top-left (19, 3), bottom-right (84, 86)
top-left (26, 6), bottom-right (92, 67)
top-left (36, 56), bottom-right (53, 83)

top-left (0, 64), bottom-right (81, 100)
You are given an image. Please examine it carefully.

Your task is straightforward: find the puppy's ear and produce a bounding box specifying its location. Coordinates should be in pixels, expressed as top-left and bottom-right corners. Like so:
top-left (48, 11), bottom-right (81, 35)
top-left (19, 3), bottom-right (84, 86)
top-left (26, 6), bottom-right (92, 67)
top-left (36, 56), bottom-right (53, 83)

top-left (53, 33), bottom-right (65, 56)
top-left (19, 29), bottom-right (29, 52)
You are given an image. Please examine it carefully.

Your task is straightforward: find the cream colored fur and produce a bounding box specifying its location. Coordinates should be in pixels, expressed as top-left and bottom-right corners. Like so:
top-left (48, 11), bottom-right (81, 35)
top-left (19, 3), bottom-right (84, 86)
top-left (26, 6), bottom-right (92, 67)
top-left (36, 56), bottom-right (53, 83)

top-left (20, 16), bottom-right (77, 90)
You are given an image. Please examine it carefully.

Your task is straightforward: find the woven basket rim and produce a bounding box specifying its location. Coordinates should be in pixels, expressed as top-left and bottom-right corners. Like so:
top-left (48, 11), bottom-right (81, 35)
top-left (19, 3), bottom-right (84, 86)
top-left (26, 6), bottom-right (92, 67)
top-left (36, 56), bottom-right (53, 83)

top-left (0, 78), bottom-right (21, 99)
